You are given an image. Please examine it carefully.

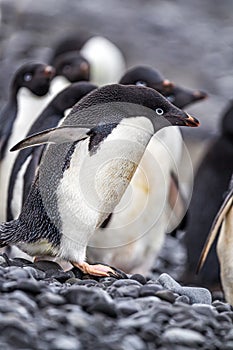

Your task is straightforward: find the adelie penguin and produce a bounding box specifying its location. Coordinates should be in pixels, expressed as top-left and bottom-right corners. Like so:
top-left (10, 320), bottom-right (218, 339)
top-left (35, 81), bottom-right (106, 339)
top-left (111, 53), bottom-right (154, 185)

top-left (2, 84), bottom-right (199, 277)
top-left (50, 51), bottom-right (90, 96)
top-left (197, 175), bottom-right (233, 304)
top-left (7, 82), bottom-right (97, 221)
top-left (87, 65), bottom-right (207, 274)
top-left (0, 62), bottom-right (55, 221)
top-left (182, 99), bottom-right (233, 290)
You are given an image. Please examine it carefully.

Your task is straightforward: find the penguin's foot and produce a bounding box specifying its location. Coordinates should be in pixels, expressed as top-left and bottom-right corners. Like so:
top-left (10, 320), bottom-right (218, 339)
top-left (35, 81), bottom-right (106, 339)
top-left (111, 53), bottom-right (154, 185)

top-left (72, 261), bottom-right (124, 278)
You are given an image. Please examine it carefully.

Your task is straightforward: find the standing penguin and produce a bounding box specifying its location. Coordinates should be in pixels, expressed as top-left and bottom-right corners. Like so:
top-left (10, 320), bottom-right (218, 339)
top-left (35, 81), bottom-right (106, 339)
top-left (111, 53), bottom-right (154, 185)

top-left (87, 66), bottom-right (207, 273)
top-left (4, 84), bottom-right (199, 276)
top-left (197, 175), bottom-right (233, 303)
top-left (183, 100), bottom-right (233, 290)
top-left (7, 82), bottom-right (97, 221)
top-left (0, 62), bottom-right (54, 221)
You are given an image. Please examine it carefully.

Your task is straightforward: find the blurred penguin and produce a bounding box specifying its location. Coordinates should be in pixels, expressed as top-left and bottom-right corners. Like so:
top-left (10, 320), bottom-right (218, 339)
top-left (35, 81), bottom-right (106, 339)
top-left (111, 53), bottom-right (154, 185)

top-left (87, 65), bottom-right (207, 274)
top-left (197, 175), bottom-right (233, 303)
top-left (183, 100), bottom-right (233, 290)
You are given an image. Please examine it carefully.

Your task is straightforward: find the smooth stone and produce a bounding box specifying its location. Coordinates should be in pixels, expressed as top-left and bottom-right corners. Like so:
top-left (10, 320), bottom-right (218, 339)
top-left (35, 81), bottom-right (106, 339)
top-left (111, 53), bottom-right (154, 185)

top-left (112, 279), bottom-right (141, 288)
top-left (63, 285), bottom-right (113, 308)
top-left (76, 279), bottom-right (99, 287)
top-left (116, 285), bottom-right (140, 298)
top-left (122, 335), bottom-right (146, 350)
top-left (139, 284), bottom-right (163, 297)
top-left (37, 292), bottom-right (66, 307)
top-left (130, 274), bottom-right (146, 285)
top-left (158, 273), bottom-right (212, 304)
top-left (155, 290), bottom-right (176, 303)
top-left (8, 290), bottom-right (37, 312)
top-left (116, 300), bottom-right (140, 316)
top-left (4, 266), bottom-right (30, 280)
top-left (23, 266), bottom-right (46, 280)
top-left (45, 269), bottom-right (74, 283)
top-left (176, 295), bottom-right (190, 304)
top-left (17, 279), bottom-right (42, 294)
top-left (163, 328), bottom-right (205, 346)
top-left (192, 304), bottom-right (218, 317)
top-left (87, 299), bottom-right (117, 318)
top-left (51, 336), bottom-right (81, 350)
top-left (65, 277), bottom-right (81, 285)
top-left (33, 260), bottom-right (62, 272)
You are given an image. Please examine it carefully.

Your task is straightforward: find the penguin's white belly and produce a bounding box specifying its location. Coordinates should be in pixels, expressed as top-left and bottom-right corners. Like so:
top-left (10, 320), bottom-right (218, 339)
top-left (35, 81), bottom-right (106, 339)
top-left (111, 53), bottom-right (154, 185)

top-left (81, 36), bottom-right (126, 86)
top-left (57, 117), bottom-right (154, 262)
top-left (50, 76), bottom-right (70, 97)
top-left (88, 126), bottom-right (184, 273)
top-left (0, 88), bottom-right (51, 221)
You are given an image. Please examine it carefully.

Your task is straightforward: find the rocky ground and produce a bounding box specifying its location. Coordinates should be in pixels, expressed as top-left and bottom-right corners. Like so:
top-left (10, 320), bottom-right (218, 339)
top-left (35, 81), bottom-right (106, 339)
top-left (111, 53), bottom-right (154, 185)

top-left (0, 253), bottom-right (232, 350)
top-left (0, 1), bottom-right (232, 349)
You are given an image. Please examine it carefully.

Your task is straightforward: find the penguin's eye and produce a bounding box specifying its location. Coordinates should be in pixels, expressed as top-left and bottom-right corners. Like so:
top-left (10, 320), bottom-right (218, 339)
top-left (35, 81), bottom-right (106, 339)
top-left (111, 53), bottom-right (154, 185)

top-left (167, 95), bottom-right (175, 103)
top-left (136, 81), bottom-right (147, 87)
top-left (63, 65), bottom-right (71, 72)
top-left (155, 108), bottom-right (164, 115)
top-left (24, 73), bottom-right (32, 82)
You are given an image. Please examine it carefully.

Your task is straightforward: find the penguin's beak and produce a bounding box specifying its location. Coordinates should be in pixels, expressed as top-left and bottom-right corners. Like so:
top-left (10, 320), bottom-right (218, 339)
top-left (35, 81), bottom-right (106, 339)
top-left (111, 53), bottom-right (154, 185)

top-left (43, 65), bottom-right (56, 79)
top-left (163, 79), bottom-right (174, 89)
top-left (165, 110), bottom-right (200, 127)
top-left (192, 90), bottom-right (208, 101)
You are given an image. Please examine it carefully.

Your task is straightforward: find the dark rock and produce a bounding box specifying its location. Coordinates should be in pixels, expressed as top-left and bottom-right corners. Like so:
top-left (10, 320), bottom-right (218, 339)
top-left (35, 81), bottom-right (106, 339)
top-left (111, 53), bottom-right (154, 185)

top-left (45, 269), bottom-right (75, 283)
top-left (139, 284), bottom-right (163, 297)
top-left (130, 274), bottom-right (146, 285)
top-left (33, 260), bottom-right (62, 272)
top-left (155, 290), bottom-right (176, 303)
top-left (112, 279), bottom-right (141, 288)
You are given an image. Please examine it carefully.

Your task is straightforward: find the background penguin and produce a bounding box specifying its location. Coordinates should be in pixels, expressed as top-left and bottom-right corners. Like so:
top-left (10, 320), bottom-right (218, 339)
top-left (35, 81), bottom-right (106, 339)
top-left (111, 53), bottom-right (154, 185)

top-left (197, 175), bottom-right (233, 304)
top-left (182, 100), bottom-right (233, 290)
top-left (7, 82), bottom-right (97, 221)
top-left (0, 62), bottom-right (55, 221)
top-left (50, 51), bottom-right (90, 96)
top-left (86, 65), bottom-right (207, 274)
top-left (80, 36), bottom-right (126, 86)
top-left (2, 84), bottom-right (199, 276)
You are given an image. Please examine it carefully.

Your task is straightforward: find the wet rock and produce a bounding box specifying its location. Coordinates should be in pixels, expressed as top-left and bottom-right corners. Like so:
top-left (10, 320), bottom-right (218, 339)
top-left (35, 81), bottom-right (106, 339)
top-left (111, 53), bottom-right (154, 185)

top-left (139, 284), bottom-right (163, 297)
top-left (130, 274), bottom-right (147, 285)
top-left (155, 290), bottom-right (176, 303)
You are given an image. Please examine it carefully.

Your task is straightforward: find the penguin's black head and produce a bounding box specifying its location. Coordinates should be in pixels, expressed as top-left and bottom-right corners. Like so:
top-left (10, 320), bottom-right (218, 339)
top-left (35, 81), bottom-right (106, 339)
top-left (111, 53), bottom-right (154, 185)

top-left (221, 100), bottom-right (233, 139)
top-left (53, 52), bottom-right (90, 82)
top-left (120, 66), bottom-right (207, 109)
top-left (119, 66), bottom-right (173, 95)
top-left (52, 82), bottom-right (97, 113)
top-left (73, 84), bottom-right (199, 129)
top-left (164, 86), bottom-right (208, 109)
top-left (13, 63), bottom-right (55, 96)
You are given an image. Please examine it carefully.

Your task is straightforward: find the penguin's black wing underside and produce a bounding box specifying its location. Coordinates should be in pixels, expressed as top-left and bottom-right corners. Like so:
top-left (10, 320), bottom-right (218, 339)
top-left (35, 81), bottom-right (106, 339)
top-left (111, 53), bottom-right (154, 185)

top-left (197, 188), bottom-right (233, 273)
top-left (10, 126), bottom-right (91, 151)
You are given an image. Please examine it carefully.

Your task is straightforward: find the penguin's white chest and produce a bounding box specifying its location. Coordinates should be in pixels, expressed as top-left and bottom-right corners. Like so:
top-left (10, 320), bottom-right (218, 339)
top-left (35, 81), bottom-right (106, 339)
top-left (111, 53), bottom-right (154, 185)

top-left (57, 117), bottom-right (154, 261)
top-left (0, 88), bottom-right (51, 221)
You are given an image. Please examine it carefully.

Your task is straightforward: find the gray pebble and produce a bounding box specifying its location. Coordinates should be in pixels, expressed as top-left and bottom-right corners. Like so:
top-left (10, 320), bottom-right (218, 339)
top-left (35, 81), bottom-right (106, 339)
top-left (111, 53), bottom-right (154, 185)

top-left (162, 327), bottom-right (205, 346)
top-left (122, 335), bottom-right (146, 350)
top-left (158, 273), bottom-right (212, 304)
top-left (51, 336), bottom-right (81, 350)
top-left (37, 292), bottom-right (66, 307)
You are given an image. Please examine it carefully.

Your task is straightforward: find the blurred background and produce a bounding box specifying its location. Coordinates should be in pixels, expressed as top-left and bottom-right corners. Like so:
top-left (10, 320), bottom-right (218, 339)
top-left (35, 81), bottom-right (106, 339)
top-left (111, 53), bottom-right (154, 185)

top-left (0, 0), bottom-right (233, 144)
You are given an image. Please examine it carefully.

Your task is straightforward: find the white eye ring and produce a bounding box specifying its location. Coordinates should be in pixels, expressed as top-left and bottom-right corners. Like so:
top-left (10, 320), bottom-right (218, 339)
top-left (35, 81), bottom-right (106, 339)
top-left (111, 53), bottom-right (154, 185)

top-left (24, 73), bottom-right (32, 82)
top-left (156, 108), bottom-right (164, 115)
top-left (136, 81), bottom-right (147, 87)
